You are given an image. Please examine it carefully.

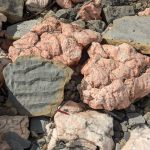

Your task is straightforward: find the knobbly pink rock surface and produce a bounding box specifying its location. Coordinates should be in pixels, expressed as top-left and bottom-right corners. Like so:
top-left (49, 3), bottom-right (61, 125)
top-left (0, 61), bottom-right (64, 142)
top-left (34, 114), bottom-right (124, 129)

top-left (77, 0), bottom-right (102, 21)
top-left (46, 101), bottom-right (114, 150)
top-left (80, 43), bottom-right (150, 110)
top-left (138, 8), bottom-right (150, 16)
top-left (8, 17), bottom-right (101, 66)
top-left (56, 0), bottom-right (84, 8)
top-left (122, 126), bottom-right (150, 150)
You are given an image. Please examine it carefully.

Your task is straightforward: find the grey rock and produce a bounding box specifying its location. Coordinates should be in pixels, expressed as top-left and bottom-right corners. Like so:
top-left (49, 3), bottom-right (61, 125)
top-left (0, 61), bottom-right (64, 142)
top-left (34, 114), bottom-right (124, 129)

top-left (103, 5), bottom-right (135, 23)
top-left (120, 121), bottom-right (128, 132)
top-left (7, 18), bottom-right (42, 40)
top-left (86, 20), bottom-right (106, 33)
top-left (144, 112), bottom-right (150, 125)
top-left (103, 16), bottom-right (150, 54)
top-left (4, 132), bottom-right (31, 150)
top-left (30, 117), bottom-right (50, 134)
top-left (125, 104), bottom-right (136, 113)
top-left (0, 0), bottom-right (24, 23)
top-left (123, 132), bottom-right (130, 141)
top-left (115, 143), bottom-right (121, 150)
top-left (72, 19), bottom-right (85, 29)
top-left (127, 113), bottom-right (145, 127)
top-left (3, 56), bottom-right (73, 117)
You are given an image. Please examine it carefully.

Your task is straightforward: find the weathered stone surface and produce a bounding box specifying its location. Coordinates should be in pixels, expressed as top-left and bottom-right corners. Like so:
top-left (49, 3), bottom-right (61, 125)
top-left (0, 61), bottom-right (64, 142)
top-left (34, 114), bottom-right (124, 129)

top-left (103, 16), bottom-right (150, 54)
top-left (8, 17), bottom-right (101, 66)
top-left (77, 0), bottom-right (102, 21)
top-left (26, 0), bottom-right (50, 12)
top-left (56, 0), bottom-right (84, 8)
top-left (144, 112), bottom-right (150, 125)
top-left (3, 56), bottom-right (73, 116)
top-left (0, 141), bottom-right (11, 150)
top-left (46, 101), bottom-right (114, 150)
top-left (138, 8), bottom-right (150, 16)
top-left (0, 13), bottom-right (7, 30)
top-left (80, 42), bottom-right (150, 110)
top-left (7, 18), bottom-right (42, 40)
top-left (0, 116), bottom-right (29, 139)
top-left (103, 6), bottom-right (135, 23)
top-left (0, 0), bottom-right (24, 23)
top-left (122, 126), bottom-right (150, 150)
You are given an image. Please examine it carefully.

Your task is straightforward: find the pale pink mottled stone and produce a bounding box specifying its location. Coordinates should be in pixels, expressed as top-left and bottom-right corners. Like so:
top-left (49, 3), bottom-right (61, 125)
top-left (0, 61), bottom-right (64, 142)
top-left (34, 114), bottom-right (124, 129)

top-left (56, 0), bottom-right (84, 8)
top-left (8, 17), bottom-right (101, 66)
top-left (46, 101), bottom-right (114, 150)
top-left (80, 42), bottom-right (150, 110)
top-left (138, 8), bottom-right (150, 16)
top-left (77, 0), bottom-right (102, 21)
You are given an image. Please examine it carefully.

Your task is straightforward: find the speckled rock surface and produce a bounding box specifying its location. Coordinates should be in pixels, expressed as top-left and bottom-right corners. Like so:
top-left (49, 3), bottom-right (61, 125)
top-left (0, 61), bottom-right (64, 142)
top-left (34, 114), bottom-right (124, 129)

top-left (46, 101), bottom-right (114, 150)
top-left (0, 116), bottom-right (29, 139)
top-left (122, 126), bottom-right (150, 150)
top-left (80, 42), bottom-right (150, 110)
top-left (103, 16), bottom-right (150, 54)
top-left (138, 8), bottom-right (150, 16)
top-left (3, 56), bottom-right (73, 116)
top-left (8, 17), bottom-right (101, 66)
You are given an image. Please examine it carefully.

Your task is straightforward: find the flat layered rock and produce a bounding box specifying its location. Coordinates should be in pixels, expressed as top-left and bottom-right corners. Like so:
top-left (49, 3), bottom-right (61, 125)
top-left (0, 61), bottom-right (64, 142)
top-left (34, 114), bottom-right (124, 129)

top-left (0, 0), bottom-right (24, 23)
top-left (3, 56), bottom-right (73, 116)
top-left (46, 101), bottom-right (114, 150)
top-left (103, 16), bottom-right (150, 54)
top-left (8, 17), bottom-right (101, 66)
top-left (80, 43), bottom-right (150, 110)
top-left (0, 116), bottom-right (29, 139)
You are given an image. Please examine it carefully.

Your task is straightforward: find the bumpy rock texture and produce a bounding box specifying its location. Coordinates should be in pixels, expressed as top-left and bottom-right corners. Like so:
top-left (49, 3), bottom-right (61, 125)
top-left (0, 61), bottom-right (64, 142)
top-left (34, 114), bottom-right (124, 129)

top-left (77, 0), bottom-right (102, 21)
top-left (3, 56), bottom-right (73, 116)
top-left (122, 126), bottom-right (150, 150)
top-left (26, 0), bottom-right (50, 12)
top-left (8, 17), bottom-right (101, 66)
top-left (80, 43), bottom-right (150, 111)
top-left (0, 0), bottom-right (24, 23)
top-left (46, 101), bottom-right (114, 150)
top-left (56, 0), bottom-right (84, 8)
top-left (0, 13), bottom-right (7, 30)
top-left (138, 8), bottom-right (150, 16)
top-left (0, 116), bottom-right (29, 139)
top-left (103, 16), bottom-right (150, 54)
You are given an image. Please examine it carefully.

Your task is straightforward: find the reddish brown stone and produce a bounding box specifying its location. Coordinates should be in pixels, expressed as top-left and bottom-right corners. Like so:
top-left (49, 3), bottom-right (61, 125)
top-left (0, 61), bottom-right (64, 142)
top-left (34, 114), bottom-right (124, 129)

top-left (8, 17), bottom-right (101, 66)
top-left (77, 0), bottom-right (102, 21)
top-left (80, 43), bottom-right (150, 110)
top-left (138, 8), bottom-right (150, 16)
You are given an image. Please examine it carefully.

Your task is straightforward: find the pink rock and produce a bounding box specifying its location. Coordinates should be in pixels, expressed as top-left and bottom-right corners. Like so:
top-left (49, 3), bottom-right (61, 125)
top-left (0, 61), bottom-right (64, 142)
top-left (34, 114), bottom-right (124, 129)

top-left (56, 0), bottom-right (84, 8)
top-left (138, 8), bottom-right (150, 16)
top-left (46, 101), bottom-right (114, 150)
top-left (80, 42), bottom-right (150, 110)
top-left (77, 0), bottom-right (102, 21)
top-left (8, 17), bottom-right (101, 66)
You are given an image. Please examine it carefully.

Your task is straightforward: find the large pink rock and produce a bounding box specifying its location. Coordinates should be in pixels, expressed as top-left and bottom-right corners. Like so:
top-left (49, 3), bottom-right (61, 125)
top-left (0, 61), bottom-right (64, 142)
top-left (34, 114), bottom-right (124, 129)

top-left (77, 0), bottom-right (102, 21)
top-left (56, 0), bottom-right (84, 8)
top-left (138, 8), bottom-right (150, 16)
top-left (80, 42), bottom-right (150, 110)
top-left (46, 101), bottom-right (114, 150)
top-left (8, 17), bottom-right (101, 66)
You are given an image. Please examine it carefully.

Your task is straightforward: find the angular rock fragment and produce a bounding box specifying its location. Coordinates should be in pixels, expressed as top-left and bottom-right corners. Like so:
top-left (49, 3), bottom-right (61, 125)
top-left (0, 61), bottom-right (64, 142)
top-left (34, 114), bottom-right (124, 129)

top-left (0, 0), bottom-right (24, 23)
top-left (103, 5), bottom-right (135, 23)
top-left (3, 56), bottom-right (73, 116)
top-left (122, 126), bottom-right (150, 150)
top-left (26, 0), bottom-right (50, 12)
top-left (80, 43), bottom-right (150, 110)
top-left (77, 0), bottom-right (102, 21)
top-left (0, 116), bottom-right (29, 139)
top-left (103, 16), bottom-right (150, 54)
top-left (8, 17), bottom-right (101, 66)
top-left (46, 101), bottom-right (114, 150)
top-left (138, 8), bottom-right (150, 16)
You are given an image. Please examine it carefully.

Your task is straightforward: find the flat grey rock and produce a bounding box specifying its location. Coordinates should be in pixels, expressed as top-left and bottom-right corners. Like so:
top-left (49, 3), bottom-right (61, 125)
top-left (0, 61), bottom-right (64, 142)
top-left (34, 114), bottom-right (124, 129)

top-left (7, 18), bottom-right (42, 40)
top-left (103, 16), bottom-right (150, 54)
top-left (0, 0), bottom-right (24, 23)
top-left (3, 56), bottom-right (73, 116)
top-left (103, 5), bottom-right (135, 23)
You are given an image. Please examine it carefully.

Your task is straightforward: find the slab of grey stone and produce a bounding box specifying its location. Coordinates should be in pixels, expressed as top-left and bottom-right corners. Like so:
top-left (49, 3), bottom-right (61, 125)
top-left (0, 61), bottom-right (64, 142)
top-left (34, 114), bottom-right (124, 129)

top-left (144, 112), bottom-right (150, 125)
top-left (3, 56), bottom-right (73, 117)
top-left (7, 18), bottom-right (42, 40)
top-left (127, 113), bottom-right (145, 127)
top-left (103, 16), bottom-right (150, 54)
top-left (103, 5), bottom-right (135, 23)
top-left (0, 0), bottom-right (24, 23)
